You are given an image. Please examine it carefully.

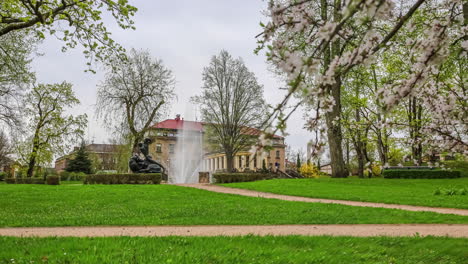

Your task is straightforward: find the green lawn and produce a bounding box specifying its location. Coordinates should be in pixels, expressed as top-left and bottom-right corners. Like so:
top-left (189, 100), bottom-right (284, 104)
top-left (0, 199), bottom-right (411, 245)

top-left (1, 184), bottom-right (468, 227)
top-left (1, 236), bottom-right (467, 263)
top-left (222, 178), bottom-right (468, 209)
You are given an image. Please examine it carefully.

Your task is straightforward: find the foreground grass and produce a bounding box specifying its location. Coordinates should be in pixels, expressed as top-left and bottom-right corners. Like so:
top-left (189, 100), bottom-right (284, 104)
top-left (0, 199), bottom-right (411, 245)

top-left (1, 236), bottom-right (467, 263)
top-left (1, 184), bottom-right (468, 227)
top-left (222, 178), bottom-right (468, 209)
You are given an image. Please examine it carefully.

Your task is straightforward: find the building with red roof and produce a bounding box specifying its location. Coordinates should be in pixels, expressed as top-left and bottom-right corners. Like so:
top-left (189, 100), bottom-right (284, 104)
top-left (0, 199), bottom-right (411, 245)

top-left (146, 115), bottom-right (286, 173)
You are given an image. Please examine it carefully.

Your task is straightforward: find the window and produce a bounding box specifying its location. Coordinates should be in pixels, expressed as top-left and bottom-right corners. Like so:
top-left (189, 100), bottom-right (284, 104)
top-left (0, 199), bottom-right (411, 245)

top-left (276, 150), bottom-right (280, 159)
top-left (217, 157), bottom-right (220, 169)
top-left (246, 155), bottom-right (250, 168)
top-left (221, 157), bottom-right (224, 169)
top-left (156, 144), bottom-right (162, 153)
top-left (169, 144), bottom-right (175, 154)
top-left (253, 154), bottom-right (257, 168)
top-left (238, 156), bottom-right (242, 168)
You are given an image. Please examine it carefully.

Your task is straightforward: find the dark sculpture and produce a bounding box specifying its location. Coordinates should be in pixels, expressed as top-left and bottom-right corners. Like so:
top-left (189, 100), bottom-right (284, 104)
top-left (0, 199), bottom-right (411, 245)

top-left (129, 138), bottom-right (165, 173)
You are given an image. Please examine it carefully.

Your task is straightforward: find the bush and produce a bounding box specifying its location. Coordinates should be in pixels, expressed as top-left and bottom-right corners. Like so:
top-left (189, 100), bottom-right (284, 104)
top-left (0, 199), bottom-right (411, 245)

top-left (59, 171), bottom-right (86, 181)
top-left (46, 176), bottom-right (60, 185)
top-left (213, 173), bottom-right (274, 183)
top-left (5, 178), bottom-right (44, 184)
top-left (5, 178), bottom-right (16, 184)
top-left (84, 173), bottom-right (162, 184)
top-left (383, 169), bottom-right (461, 179)
top-left (299, 163), bottom-right (320, 178)
top-left (442, 160), bottom-right (468, 177)
top-left (0, 172), bottom-right (6, 181)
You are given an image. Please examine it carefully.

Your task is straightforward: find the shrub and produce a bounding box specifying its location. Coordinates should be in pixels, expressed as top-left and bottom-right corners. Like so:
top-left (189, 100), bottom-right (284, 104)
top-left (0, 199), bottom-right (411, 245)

top-left (371, 163), bottom-right (382, 177)
top-left (59, 171), bottom-right (86, 181)
top-left (213, 173), bottom-right (274, 183)
top-left (442, 160), bottom-right (468, 177)
top-left (84, 173), bottom-right (162, 184)
top-left (0, 172), bottom-right (6, 181)
top-left (5, 178), bottom-right (16, 184)
top-left (383, 169), bottom-right (461, 179)
top-left (299, 163), bottom-right (320, 178)
top-left (46, 176), bottom-right (60, 185)
top-left (6, 178), bottom-right (44, 184)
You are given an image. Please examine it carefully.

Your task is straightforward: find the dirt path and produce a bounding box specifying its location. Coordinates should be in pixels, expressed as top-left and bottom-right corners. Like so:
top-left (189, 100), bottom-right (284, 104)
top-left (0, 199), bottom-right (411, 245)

top-left (1, 224), bottom-right (467, 237)
top-left (179, 184), bottom-right (468, 216)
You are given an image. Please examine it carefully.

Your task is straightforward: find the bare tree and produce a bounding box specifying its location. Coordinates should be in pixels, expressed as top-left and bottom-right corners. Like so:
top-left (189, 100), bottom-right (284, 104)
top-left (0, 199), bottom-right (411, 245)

top-left (193, 50), bottom-right (267, 172)
top-left (96, 49), bottom-right (175, 152)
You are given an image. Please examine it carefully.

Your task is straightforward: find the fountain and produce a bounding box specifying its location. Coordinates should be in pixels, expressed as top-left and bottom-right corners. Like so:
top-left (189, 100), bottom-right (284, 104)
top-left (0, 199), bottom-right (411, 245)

top-left (170, 111), bottom-right (204, 183)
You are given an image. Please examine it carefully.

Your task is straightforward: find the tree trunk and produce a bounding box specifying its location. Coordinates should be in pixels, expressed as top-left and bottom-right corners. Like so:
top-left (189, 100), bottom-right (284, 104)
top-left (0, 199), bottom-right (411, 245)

top-left (321, 0), bottom-right (347, 178)
top-left (27, 128), bottom-right (41, 178)
top-left (226, 152), bottom-right (234, 172)
top-left (325, 78), bottom-right (347, 178)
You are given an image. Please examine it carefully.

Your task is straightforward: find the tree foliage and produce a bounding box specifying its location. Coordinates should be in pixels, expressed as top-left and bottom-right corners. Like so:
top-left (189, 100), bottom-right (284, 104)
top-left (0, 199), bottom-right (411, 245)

top-left (193, 50), bottom-right (267, 172)
top-left (0, 30), bottom-right (37, 129)
top-left (258, 0), bottom-right (467, 175)
top-left (0, 0), bottom-right (137, 70)
top-left (96, 49), bottom-right (175, 151)
top-left (66, 143), bottom-right (92, 174)
top-left (0, 130), bottom-right (12, 168)
top-left (16, 82), bottom-right (87, 177)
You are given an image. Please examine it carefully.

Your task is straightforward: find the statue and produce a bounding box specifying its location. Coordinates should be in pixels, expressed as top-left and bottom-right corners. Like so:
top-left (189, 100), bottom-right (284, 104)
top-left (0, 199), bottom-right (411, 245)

top-left (129, 138), bottom-right (165, 173)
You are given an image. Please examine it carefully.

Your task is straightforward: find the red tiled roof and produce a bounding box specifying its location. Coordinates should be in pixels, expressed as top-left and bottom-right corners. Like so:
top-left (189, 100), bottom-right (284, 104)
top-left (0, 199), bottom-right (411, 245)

top-left (152, 119), bottom-right (204, 132)
top-left (152, 118), bottom-right (283, 139)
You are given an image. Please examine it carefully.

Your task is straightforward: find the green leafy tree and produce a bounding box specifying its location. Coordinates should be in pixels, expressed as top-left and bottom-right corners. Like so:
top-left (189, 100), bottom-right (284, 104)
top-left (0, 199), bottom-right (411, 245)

top-left (0, 0), bottom-right (137, 70)
top-left (17, 82), bottom-right (87, 177)
top-left (66, 143), bottom-right (92, 174)
top-left (0, 30), bottom-right (37, 129)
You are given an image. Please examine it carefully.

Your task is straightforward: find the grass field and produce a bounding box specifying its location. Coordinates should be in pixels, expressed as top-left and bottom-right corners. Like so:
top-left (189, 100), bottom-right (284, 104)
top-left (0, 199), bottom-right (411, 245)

top-left (222, 178), bottom-right (468, 209)
top-left (1, 184), bottom-right (468, 227)
top-left (1, 236), bottom-right (467, 263)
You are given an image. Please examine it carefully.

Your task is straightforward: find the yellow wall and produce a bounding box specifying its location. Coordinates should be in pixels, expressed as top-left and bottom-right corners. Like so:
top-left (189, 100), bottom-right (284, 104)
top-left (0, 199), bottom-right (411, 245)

top-left (148, 129), bottom-right (286, 172)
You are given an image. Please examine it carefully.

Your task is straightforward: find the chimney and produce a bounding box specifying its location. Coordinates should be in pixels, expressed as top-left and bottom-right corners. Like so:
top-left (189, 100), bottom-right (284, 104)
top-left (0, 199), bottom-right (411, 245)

top-left (175, 114), bottom-right (181, 121)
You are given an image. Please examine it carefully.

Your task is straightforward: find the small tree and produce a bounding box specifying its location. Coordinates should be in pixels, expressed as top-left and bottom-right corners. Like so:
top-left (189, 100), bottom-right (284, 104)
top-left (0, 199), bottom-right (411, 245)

top-left (66, 144), bottom-right (93, 174)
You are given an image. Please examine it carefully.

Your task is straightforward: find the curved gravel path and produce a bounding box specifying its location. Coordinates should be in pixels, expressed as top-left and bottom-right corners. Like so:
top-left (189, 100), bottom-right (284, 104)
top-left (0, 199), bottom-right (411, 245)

top-left (1, 224), bottom-right (467, 237)
top-left (179, 184), bottom-right (468, 216)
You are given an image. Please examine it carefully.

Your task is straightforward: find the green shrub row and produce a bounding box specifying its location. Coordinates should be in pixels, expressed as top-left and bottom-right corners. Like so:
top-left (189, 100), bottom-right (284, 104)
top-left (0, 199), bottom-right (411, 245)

top-left (213, 173), bottom-right (275, 183)
top-left (59, 171), bottom-right (87, 181)
top-left (5, 176), bottom-right (60, 185)
top-left (84, 173), bottom-right (162, 184)
top-left (383, 169), bottom-right (461, 179)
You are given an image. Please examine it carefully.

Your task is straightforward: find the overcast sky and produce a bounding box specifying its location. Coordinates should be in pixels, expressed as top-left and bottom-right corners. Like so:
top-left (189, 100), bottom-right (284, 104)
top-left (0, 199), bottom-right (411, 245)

top-left (31, 0), bottom-right (310, 153)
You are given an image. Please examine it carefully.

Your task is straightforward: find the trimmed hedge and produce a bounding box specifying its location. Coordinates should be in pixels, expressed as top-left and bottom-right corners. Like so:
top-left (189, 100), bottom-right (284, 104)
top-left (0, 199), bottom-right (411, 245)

top-left (46, 176), bottom-right (60, 185)
top-left (84, 173), bottom-right (162, 184)
top-left (383, 169), bottom-right (461, 179)
top-left (213, 173), bottom-right (275, 183)
top-left (5, 178), bottom-right (45, 184)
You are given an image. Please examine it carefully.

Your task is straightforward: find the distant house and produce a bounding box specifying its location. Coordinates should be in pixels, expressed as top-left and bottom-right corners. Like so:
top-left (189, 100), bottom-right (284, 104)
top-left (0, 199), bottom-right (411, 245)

top-left (146, 115), bottom-right (286, 172)
top-left (0, 157), bottom-right (20, 177)
top-left (55, 144), bottom-right (120, 172)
